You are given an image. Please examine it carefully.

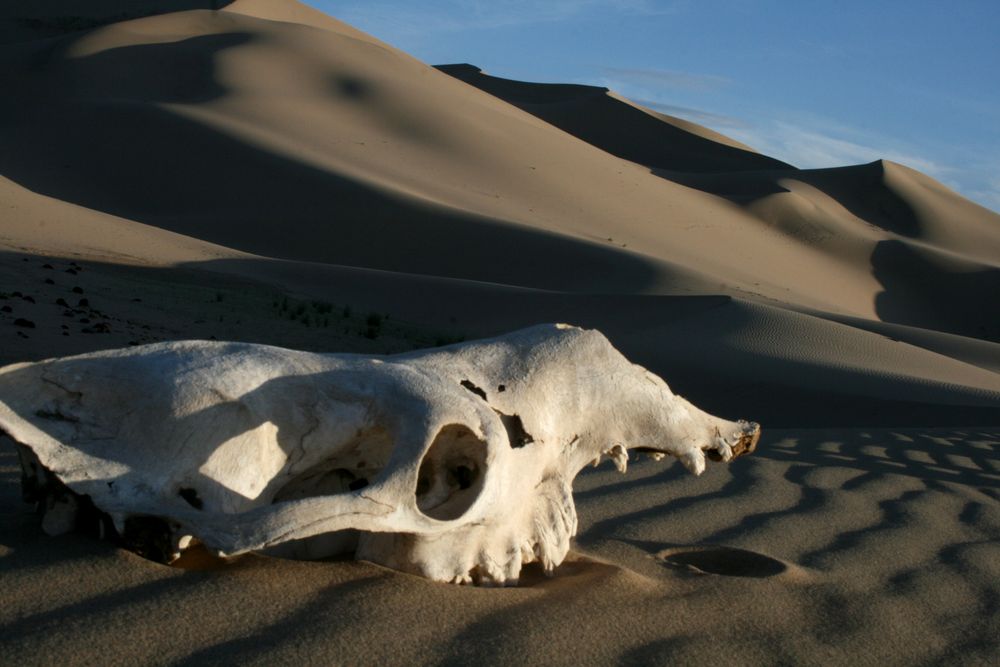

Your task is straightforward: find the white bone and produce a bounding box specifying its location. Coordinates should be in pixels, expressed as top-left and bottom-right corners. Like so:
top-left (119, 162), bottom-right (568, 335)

top-left (0, 324), bottom-right (759, 585)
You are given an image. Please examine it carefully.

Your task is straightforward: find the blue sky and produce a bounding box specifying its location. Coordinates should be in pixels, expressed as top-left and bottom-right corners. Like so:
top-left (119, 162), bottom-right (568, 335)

top-left (308, 1), bottom-right (1000, 212)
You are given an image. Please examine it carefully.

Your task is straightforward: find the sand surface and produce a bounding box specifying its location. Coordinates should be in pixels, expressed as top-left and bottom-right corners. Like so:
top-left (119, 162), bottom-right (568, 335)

top-left (0, 0), bottom-right (998, 664)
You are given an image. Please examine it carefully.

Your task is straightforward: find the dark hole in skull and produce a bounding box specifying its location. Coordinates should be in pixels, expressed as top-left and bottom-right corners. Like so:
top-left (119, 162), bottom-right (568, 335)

top-left (415, 423), bottom-right (488, 521)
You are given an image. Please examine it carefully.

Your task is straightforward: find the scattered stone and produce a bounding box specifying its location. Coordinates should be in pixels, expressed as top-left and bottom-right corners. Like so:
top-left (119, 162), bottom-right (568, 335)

top-left (0, 305), bottom-right (11, 313)
top-left (55, 298), bottom-right (69, 307)
top-left (14, 318), bottom-right (35, 328)
top-left (61, 325), bottom-right (69, 330)
top-left (131, 298), bottom-right (142, 303)
top-left (78, 298), bottom-right (89, 307)
top-left (71, 286), bottom-right (84, 294)
top-left (79, 318), bottom-right (91, 324)
top-left (42, 263), bottom-right (54, 269)
top-left (21, 295), bottom-right (35, 304)
top-left (44, 278), bottom-right (55, 285)
top-left (16, 331), bottom-right (28, 338)
top-left (82, 322), bottom-right (111, 334)
top-left (65, 269), bottom-right (78, 275)
top-left (12, 291), bottom-right (22, 298)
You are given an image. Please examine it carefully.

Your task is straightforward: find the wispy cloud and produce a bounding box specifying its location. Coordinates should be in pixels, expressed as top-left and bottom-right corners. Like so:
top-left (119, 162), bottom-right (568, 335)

top-left (628, 98), bottom-right (747, 128)
top-left (728, 120), bottom-right (948, 176)
top-left (721, 117), bottom-right (1000, 213)
top-left (332, 1), bottom-right (678, 35)
top-left (602, 66), bottom-right (729, 92)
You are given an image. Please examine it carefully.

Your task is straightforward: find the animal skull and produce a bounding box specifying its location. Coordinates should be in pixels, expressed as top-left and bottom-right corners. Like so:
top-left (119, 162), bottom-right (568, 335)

top-left (0, 324), bottom-right (758, 585)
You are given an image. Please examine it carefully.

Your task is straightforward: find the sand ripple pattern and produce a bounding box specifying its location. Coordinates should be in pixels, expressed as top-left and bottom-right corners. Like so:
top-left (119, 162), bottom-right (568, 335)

top-left (1, 429), bottom-right (998, 665)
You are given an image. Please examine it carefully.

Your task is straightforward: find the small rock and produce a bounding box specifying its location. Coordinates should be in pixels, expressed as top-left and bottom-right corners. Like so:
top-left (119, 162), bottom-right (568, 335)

top-left (44, 278), bottom-right (55, 285)
top-left (16, 331), bottom-right (28, 338)
top-left (21, 295), bottom-right (35, 304)
top-left (78, 298), bottom-right (89, 307)
top-left (56, 298), bottom-right (69, 307)
top-left (0, 305), bottom-right (11, 313)
top-left (65, 269), bottom-right (78, 275)
top-left (12, 291), bottom-right (22, 298)
top-left (71, 286), bottom-right (84, 294)
top-left (79, 318), bottom-right (91, 324)
top-left (42, 263), bottom-right (53, 270)
top-left (13, 318), bottom-right (35, 328)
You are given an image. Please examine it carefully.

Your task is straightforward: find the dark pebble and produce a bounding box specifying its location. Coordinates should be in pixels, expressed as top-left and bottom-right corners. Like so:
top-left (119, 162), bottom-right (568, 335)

top-left (78, 298), bottom-right (89, 307)
top-left (0, 305), bottom-right (11, 313)
top-left (14, 318), bottom-right (35, 328)
top-left (42, 264), bottom-right (53, 270)
top-left (65, 269), bottom-right (78, 275)
top-left (79, 318), bottom-right (90, 324)
top-left (44, 278), bottom-right (55, 285)
top-left (21, 295), bottom-right (35, 303)
top-left (72, 287), bottom-right (84, 294)
top-left (56, 298), bottom-right (69, 307)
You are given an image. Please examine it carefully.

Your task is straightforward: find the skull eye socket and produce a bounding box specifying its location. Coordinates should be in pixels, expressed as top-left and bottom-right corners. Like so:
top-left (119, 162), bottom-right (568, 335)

top-left (415, 424), bottom-right (487, 521)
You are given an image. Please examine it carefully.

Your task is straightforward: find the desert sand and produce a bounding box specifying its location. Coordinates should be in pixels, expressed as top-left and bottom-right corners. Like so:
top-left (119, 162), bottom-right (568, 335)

top-left (0, 0), bottom-right (997, 664)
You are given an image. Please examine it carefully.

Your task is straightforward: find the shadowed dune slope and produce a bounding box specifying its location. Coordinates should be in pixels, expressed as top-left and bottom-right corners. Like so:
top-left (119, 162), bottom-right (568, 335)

top-left (435, 63), bottom-right (794, 173)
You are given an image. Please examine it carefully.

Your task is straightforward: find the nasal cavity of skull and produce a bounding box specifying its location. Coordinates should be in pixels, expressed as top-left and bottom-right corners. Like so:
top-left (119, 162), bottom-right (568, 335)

top-left (272, 428), bottom-right (393, 503)
top-left (416, 424), bottom-right (487, 521)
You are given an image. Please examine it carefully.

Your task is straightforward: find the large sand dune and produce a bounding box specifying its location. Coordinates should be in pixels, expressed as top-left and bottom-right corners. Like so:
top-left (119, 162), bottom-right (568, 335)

top-left (0, 1), bottom-right (998, 663)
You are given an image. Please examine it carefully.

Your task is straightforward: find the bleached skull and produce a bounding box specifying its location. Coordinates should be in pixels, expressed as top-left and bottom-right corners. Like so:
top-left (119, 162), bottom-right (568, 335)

top-left (0, 324), bottom-right (758, 585)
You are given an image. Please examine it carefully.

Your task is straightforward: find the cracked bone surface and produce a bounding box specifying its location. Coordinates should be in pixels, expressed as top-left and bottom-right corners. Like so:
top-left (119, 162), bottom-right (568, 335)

top-left (0, 324), bottom-right (759, 585)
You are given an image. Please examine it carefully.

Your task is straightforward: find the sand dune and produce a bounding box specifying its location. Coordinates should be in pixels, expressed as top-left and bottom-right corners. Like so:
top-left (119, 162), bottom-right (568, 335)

top-left (0, 0), bottom-right (998, 664)
top-left (435, 63), bottom-right (793, 173)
